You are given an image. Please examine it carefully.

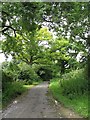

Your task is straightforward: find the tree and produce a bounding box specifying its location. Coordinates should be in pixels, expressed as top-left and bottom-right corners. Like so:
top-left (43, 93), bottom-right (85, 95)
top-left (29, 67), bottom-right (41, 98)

top-left (1, 2), bottom-right (89, 75)
top-left (1, 27), bottom-right (53, 65)
top-left (1, 3), bottom-right (40, 36)
top-left (1, 2), bottom-right (89, 41)
top-left (49, 37), bottom-right (71, 74)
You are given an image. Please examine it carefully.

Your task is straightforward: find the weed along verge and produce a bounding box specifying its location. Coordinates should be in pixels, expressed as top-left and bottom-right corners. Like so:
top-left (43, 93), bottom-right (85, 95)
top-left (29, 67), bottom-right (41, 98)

top-left (49, 69), bottom-right (88, 118)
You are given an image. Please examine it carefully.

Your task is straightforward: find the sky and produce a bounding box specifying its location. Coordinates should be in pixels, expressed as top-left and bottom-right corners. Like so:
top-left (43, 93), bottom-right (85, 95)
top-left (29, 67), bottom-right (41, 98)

top-left (0, 53), bottom-right (12, 63)
top-left (0, 53), bottom-right (6, 63)
top-left (0, 35), bottom-right (12, 63)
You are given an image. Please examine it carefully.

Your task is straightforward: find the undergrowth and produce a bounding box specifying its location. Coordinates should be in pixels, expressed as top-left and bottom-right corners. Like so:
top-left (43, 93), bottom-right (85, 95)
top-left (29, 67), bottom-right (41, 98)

top-left (49, 69), bottom-right (88, 118)
top-left (2, 81), bottom-right (34, 109)
top-left (60, 69), bottom-right (88, 99)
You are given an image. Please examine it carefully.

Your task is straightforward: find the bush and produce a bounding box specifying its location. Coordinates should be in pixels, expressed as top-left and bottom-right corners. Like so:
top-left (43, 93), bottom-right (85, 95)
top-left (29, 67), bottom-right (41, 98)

top-left (18, 69), bottom-right (30, 80)
top-left (23, 80), bottom-right (33, 85)
top-left (2, 70), bottom-right (14, 91)
top-left (18, 63), bottom-right (40, 84)
top-left (60, 68), bottom-right (88, 99)
top-left (2, 61), bottom-right (20, 91)
top-left (49, 79), bottom-right (88, 117)
top-left (2, 81), bottom-right (27, 108)
top-left (2, 61), bottom-right (20, 81)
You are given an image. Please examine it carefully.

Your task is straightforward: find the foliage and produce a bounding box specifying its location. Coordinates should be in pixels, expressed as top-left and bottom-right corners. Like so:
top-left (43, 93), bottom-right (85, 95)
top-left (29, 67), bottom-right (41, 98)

top-left (2, 61), bottom-right (20, 92)
top-left (2, 61), bottom-right (20, 80)
top-left (36, 66), bottom-right (52, 81)
top-left (2, 27), bottom-right (53, 65)
top-left (49, 75), bottom-right (88, 117)
top-left (2, 81), bottom-right (28, 108)
top-left (2, 60), bottom-right (42, 108)
top-left (49, 37), bottom-right (71, 74)
top-left (1, 2), bottom-right (88, 67)
top-left (2, 60), bottom-right (41, 85)
top-left (1, 3), bottom-right (89, 117)
top-left (18, 67), bottom-right (40, 84)
top-left (60, 69), bottom-right (88, 98)
top-left (2, 70), bottom-right (13, 90)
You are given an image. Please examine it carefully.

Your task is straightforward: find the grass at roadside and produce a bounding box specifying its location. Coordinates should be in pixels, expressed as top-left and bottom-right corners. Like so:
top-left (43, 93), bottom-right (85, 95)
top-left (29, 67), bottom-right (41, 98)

top-left (49, 78), bottom-right (88, 118)
top-left (2, 80), bottom-right (41, 109)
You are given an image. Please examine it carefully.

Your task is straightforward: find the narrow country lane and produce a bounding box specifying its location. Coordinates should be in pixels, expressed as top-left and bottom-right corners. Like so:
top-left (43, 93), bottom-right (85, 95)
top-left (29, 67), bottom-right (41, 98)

top-left (2, 82), bottom-right (61, 118)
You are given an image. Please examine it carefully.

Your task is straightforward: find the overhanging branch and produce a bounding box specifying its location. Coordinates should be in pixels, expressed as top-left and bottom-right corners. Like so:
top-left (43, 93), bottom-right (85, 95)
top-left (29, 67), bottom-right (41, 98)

top-left (1, 25), bottom-right (16, 37)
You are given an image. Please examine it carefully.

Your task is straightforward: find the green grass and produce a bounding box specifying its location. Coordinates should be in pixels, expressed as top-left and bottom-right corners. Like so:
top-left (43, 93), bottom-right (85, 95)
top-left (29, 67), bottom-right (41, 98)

top-left (49, 78), bottom-right (88, 118)
top-left (2, 82), bottom-right (27, 108)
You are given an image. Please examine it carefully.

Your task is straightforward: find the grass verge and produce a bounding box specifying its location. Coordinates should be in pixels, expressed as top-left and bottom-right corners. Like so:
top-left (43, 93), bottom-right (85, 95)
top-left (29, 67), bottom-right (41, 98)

top-left (49, 78), bottom-right (88, 118)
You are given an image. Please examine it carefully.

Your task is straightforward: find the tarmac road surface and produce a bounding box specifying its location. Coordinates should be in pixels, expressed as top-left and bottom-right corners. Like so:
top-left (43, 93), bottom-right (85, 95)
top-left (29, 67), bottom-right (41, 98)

top-left (2, 82), bottom-right (61, 118)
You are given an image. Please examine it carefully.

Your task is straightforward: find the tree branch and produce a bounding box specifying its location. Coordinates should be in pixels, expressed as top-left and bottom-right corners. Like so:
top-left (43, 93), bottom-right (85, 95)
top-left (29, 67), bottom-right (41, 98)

top-left (2, 10), bottom-right (10, 16)
top-left (1, 25), bottom-right (16, 37)
top-left (42, 16), bottom-right (53, 23)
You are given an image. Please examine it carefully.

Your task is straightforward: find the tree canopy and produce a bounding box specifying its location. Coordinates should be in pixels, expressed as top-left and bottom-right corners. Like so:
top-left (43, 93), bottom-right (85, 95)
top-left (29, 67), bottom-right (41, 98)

top-left (1, 2), bottom-right (89, 75)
